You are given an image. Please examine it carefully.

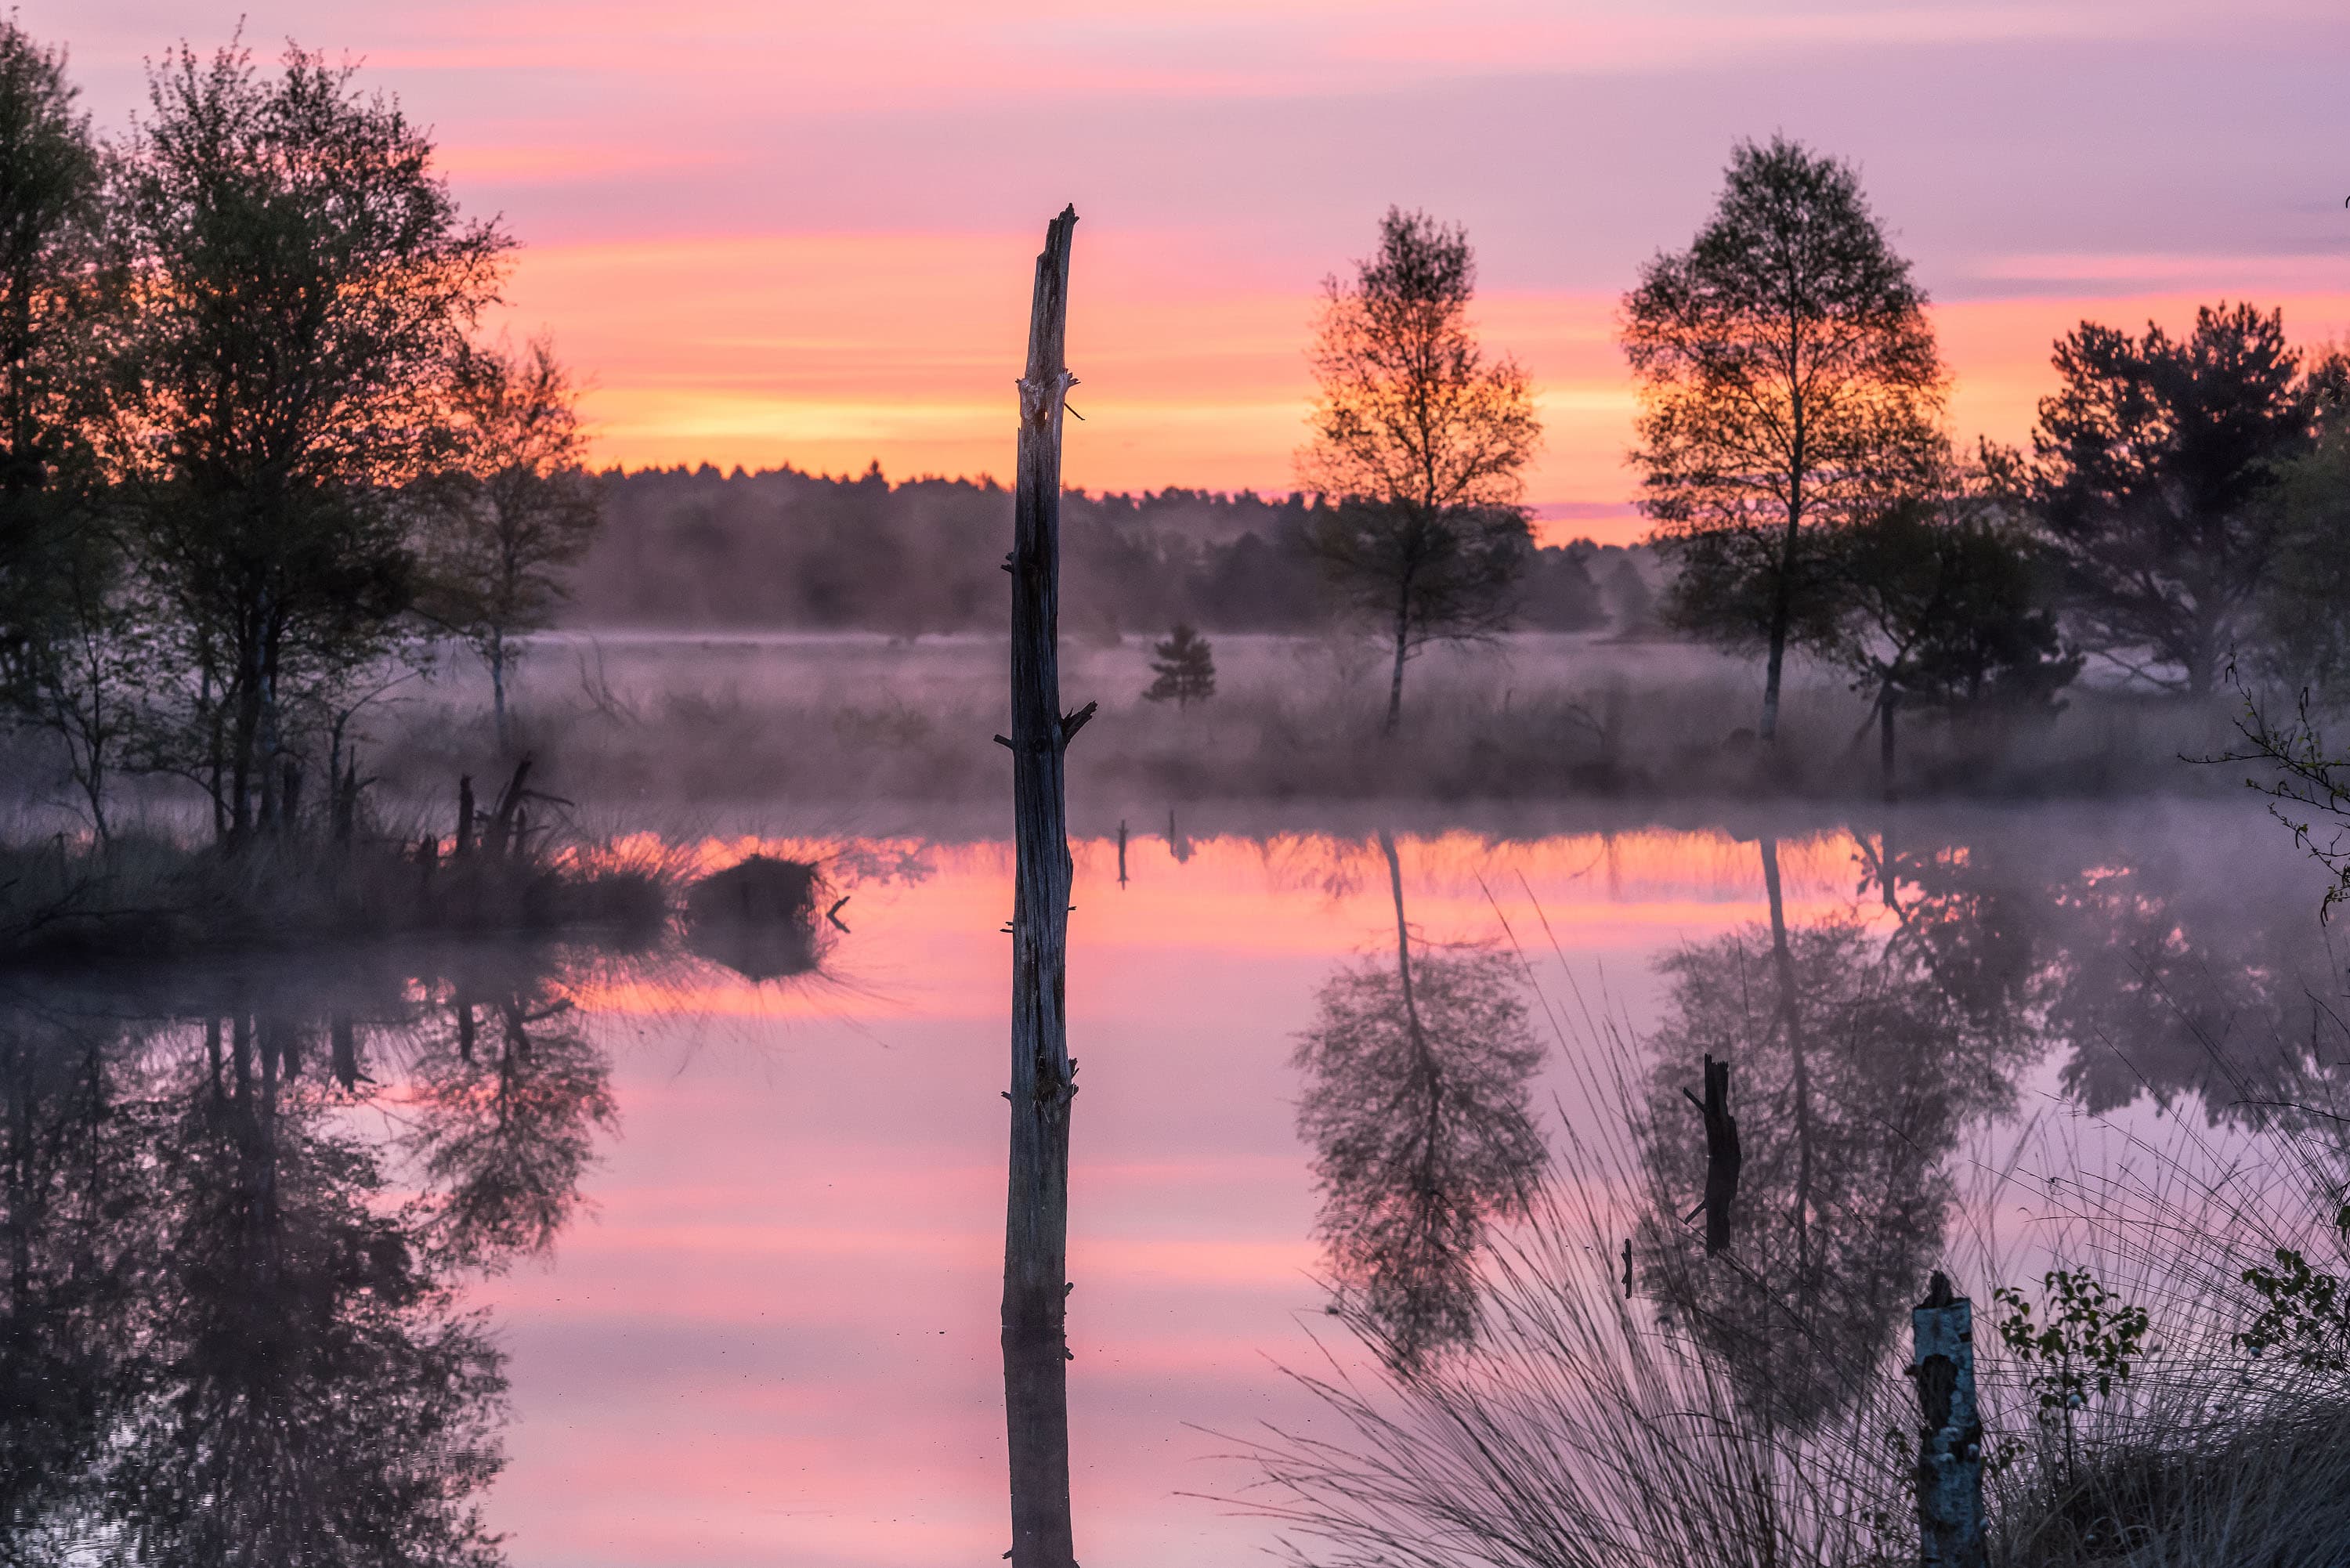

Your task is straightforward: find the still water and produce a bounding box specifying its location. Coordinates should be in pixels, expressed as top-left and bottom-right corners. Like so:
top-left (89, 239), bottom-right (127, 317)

top-left (2, 801), bottom-right (2338, 1566)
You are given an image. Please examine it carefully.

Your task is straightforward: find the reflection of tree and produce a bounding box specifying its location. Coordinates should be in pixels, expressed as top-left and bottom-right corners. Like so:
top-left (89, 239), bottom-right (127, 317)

top-left (0, 944), bottom-right (627, 1562)
top-left (1294, 831), bottom-right (1546, 1370)
top-left (1855, 826), bottom-right (2044, 1031)
top-left (111, 1012), bottom-right (508, 1566)
top-left (406, 977), bottom-right (615, 1266)
top-left (0, 1012), bottom-right (149, 1560)
top-left (1639, 837), bottom-right (2027, 1429)
top-left (2034, 858), bottom-right (2350, 1124)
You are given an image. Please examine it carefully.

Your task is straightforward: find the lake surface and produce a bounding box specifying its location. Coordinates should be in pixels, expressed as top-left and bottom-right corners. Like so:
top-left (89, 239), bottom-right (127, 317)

top-left (5, 800), bottom-right (2341, 1566)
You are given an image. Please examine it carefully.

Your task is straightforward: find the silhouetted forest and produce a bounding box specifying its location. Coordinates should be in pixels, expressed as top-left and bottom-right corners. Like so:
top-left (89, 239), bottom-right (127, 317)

top-left (566, 466), bottom-right (1623, 637)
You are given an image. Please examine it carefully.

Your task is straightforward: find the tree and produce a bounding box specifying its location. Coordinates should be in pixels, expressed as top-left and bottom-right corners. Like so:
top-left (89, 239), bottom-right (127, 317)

top-left (1300, 208), bottom-right (1540, 733)
top-left (105, 42), bottom-right (509, 840)
top-left (1141, 622), bottom-right (1215, 708)
top-left (420, 338), bottom-right (602, 750)
top-left (1624, 136), bottom-right (1947, 742)
top-left (0, 23), bottom-right (137, 837)
top-left (1815, 476), bottom-right (2080, 795)
top-left (2020, 302), bottom-right (2317, 694)
top-left (2254, 349), bottom-right (2350, 695)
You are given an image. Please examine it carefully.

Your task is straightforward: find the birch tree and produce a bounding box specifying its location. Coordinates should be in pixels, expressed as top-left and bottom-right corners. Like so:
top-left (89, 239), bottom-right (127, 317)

top-left (421, 338), bottom-right (602, 750)
top-left (1301, 208), bottom-right (1539, 733)
top-left (1624, 137), bottom-right (1947, 742)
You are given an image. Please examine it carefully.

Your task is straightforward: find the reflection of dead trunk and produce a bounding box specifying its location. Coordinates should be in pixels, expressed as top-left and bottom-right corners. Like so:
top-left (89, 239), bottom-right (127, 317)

top-left (1116, 820), bottom-right (1127, 887)
top-left (330, 1012), bottom-right (360, 1090)
top-left (1380, 829), bottom-right (1445, 1233)
top-left (1002, 207), bottom-right (1083, 1568)
top-left (1759, 836), bottom-right (1813, 1285)
top-left (1682, 1054), bottom-right (1741, 1255)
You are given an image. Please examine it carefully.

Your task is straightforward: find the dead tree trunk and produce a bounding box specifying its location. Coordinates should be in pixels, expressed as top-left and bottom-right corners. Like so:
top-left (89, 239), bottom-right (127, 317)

top-left (1002, 204), bottom-right (1086, 1568)
top-left (1911, 1271), bottom-right (1987, 1568)
top-left (1683, 1053), bottom-right (1741, 1254)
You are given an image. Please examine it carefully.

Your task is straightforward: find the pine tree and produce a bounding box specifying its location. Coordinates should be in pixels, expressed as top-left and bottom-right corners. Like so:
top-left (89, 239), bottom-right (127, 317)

top-left (1143, 623), bottom-right (1216, 709)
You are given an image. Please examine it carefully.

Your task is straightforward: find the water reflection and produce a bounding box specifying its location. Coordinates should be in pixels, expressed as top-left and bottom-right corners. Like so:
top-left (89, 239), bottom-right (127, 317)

top-left (1292, 832), bottom-right (1546, 1370)
top-left (1633, 818), bottom-right (2350, 1432)
top-left (0, 947), bottom-right (619, 1564)
top-left (1638, 863), bottom-right (2031, 1428)
top-left (2, 817), bottom-right (2342, 1563)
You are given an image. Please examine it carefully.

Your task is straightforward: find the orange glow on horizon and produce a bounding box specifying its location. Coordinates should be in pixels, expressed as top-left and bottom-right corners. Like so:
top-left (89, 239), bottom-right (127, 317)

top-left (500, 235), bottom-right (2350, 540)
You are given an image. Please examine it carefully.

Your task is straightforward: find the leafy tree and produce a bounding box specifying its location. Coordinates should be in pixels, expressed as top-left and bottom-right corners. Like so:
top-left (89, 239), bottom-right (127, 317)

top-left (1815, 476), bottom-right (2080, 794)
top-left (1141, 621), bottom-right (1215, 708)
top-left (1624, 136), bottom-right (1947, 742)
top-left (1993, 1268), bottom-right (2153, 1490)
top-left (0, 23), bottom-right (136, 836)
top-left (1300, 208), bottom-right (1539, 733)
top-left (420, 338), bottom-right (602, 750)
top-left (105, 42), bottom-right (509, 840)
top-left (2254, 349), bottom-right (2350, 695)
top-left (2019, 302), bottom-right (2317, 694)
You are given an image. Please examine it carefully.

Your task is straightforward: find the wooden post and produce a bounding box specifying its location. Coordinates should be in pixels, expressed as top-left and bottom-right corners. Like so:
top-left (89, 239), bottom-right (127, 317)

top-left (1002, 204), bottom-right (1085, 1568)
top-left (1683, 1053), bottom-right (1741, 1255)
top-left (1912, 1271), bottom-right (1987, 1568)
top-left (1116, 819), bottom-right (1128, 887)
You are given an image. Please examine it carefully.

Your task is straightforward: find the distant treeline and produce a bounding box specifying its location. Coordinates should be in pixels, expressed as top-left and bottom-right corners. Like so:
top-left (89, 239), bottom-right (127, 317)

top-left (566, 466), bottom-right (1652, 638)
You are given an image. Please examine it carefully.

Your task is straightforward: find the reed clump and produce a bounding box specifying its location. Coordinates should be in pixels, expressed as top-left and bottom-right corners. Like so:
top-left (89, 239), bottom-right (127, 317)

top-left (0, 815), bottom-right (673, 968)
top-left (1231, 981), bottom-right (2350, 1568)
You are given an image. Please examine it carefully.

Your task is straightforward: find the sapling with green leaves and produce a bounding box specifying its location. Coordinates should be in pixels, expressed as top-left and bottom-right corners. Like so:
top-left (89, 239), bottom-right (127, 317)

top-left (1993, 1267), bottom-right (2153, 1490)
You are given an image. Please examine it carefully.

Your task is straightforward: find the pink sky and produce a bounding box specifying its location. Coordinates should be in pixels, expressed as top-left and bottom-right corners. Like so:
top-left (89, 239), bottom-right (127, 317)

top-left (41, 1), bottom-right (2350, 542)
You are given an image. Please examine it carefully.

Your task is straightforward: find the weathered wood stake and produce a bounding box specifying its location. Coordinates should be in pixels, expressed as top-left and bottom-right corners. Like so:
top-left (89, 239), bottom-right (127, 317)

top-left (1911, 1271), bottom-right (1987, 1568)
top-left (1002, 204), bottom-right (1083, 1568)
top-left (1682, 1053), bottom-right (1741, 1254)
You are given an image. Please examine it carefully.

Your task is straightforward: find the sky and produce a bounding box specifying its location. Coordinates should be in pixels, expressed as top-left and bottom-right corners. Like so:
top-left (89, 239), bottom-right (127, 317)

top-left (39, 0), bottom-right (2350, 542)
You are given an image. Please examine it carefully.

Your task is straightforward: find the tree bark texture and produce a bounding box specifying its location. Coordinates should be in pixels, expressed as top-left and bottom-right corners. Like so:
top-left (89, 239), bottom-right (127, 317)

top-left (1003, 204), bottom-right (1082, 1568)
top-left (1912, 1272), bottom-right (1987, 1568)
